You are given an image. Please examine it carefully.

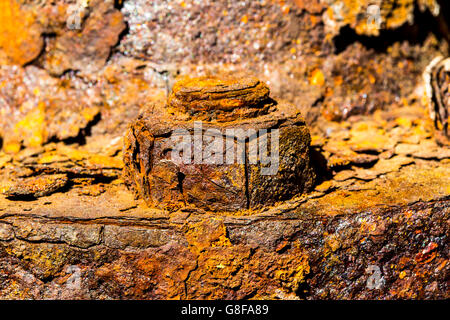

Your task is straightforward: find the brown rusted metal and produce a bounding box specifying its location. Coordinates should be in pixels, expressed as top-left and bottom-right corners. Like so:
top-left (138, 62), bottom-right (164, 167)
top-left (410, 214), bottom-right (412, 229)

top-left (424, 56), bottom-right (450, 145)
top-left (123, 76), bottom-right (316, 212)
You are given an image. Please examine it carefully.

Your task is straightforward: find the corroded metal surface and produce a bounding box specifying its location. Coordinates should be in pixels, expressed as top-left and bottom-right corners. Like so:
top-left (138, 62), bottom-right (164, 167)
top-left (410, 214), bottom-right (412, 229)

top-left (424, 56), bottom-right (450, 144)
top-left (0, 0), bottom-right (448, 300)
top-left (123, 76), bottom-right (316, 212)
top-left (168, 76), bottom-right (271, 121)
top-left (4, 174), bottom-right (68, 199)
top-left (1, 98), bottom-right (449, 299)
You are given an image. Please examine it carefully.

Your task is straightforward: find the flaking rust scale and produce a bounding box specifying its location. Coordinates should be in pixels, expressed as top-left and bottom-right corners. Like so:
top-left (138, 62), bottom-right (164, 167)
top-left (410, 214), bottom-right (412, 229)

top-left (0, 0), bottom-right (448, 301)
top-left (423, 56), bottom-right (450, 145)
top-left (123, 76), bottom-right (316, 212)
top-left (4, 174), bottom-right (68, 199)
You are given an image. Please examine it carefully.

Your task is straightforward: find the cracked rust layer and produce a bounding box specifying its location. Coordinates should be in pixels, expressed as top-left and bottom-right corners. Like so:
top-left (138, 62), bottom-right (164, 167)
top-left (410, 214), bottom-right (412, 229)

top-left (424, 57), bottom-right (450, 143)
top-left (1, 100), bottom-right (449, 299)
top-left (0, 0), bottom-right (449, 300)
top-left (123, 76), bottom-right (316, 212)
top-left (168, 76), bottom-right (271, 121)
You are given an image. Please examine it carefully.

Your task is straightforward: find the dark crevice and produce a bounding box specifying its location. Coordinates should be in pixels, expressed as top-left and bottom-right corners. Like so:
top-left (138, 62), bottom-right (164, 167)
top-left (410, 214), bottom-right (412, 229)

top-left (309, 147), bottom-right (332, 186)
top-left (353, 160), bottom-right (380, 169)
top-left (22, 32), bottom-right (56, 69)
top-left (5, 194), bottom-right (38, 202)
top-left (130, 130), bottom-right (143, 186)
top-left (114, 0), bottom-right (125, 10)
top-left (56, 68), bottom-right (80, 79)
top-left (244, 137), bottom-right (251, 210)
top-left (333, 3), bottom-right (449, 54)
top-left (311, 95), bottom-right (325, 108)
top-left (239, 290), bottom-right (258, 300)
top-left (295, 276), bottom-right (312, 299)
top-left (98, 225), bottom-right (105, 245)
top-left (184, 260), bottom-right (199, 299)
top-left (177, 172), bottom-right (185, 195)
top-left (47, 112), bottom-right (102, 146)
top-left (107, 18), bottom-right (130, 62)
top-left (130, 127), bottom-right (140, 169)
top-left (353, 149), bottom-right (380, 156)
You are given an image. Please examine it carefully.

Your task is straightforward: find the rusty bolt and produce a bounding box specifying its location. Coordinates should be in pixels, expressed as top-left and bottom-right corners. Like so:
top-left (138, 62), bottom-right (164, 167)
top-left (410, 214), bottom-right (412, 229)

top-left (123, 76), bottom-right (316, 212)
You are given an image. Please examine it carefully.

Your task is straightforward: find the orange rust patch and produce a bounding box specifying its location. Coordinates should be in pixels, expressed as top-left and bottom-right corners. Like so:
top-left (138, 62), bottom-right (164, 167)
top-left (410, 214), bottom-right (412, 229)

top-left (0, 0), bottom-right (43, 66)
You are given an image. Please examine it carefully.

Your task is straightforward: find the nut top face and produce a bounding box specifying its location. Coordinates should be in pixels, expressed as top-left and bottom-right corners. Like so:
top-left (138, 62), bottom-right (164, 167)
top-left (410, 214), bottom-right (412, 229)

top-left (168, 76), bottom-right (270, 117)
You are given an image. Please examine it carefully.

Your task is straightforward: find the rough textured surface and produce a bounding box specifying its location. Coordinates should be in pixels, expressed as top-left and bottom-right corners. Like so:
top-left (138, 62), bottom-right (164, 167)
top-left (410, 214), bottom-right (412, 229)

top-left (322, 0), bottom-right (442, 36)
top-left (0, 0), bottom-right (43, 66)
top-left (0, 0), bottom-right (449, 300)
top-left (0, 66), bottom-right (101, 153)
top-left (3, 174), bottom-right (68, 199)
top-left (123, 77), bottom-right (316, 212)
top-left (423, 56), bottom-right (450, 144)
top-left (1, 101), bottom-right (449, 299)
top-left (0, 0), bottom-right (125, 74)
top-left (168, 76), bottom-right (271, 121)
top-left (40, 0), bottom-right (126, 76)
